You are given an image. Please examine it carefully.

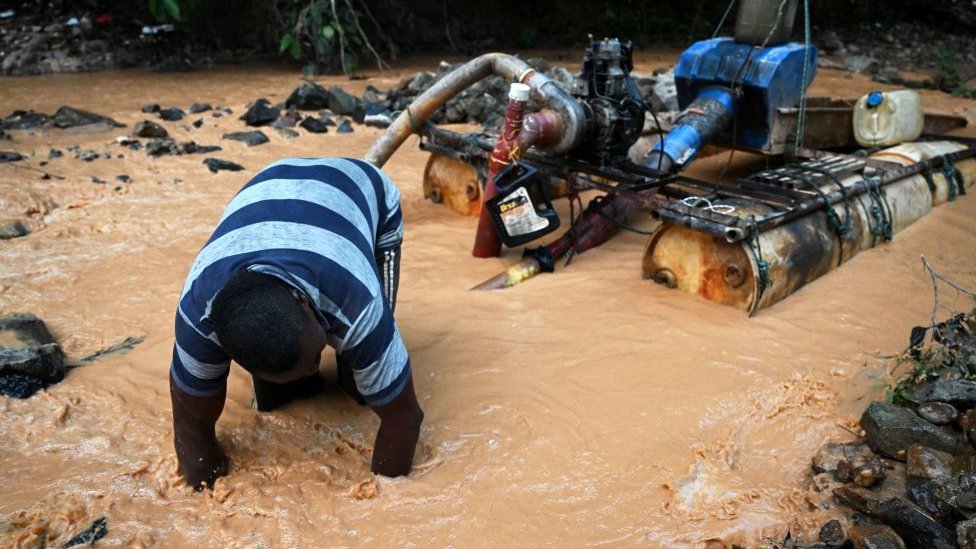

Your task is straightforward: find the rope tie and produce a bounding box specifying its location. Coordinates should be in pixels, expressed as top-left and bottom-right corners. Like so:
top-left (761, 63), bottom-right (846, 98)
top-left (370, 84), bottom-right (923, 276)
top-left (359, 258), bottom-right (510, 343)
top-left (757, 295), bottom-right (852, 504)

top-left (747, 215), bottom-right (771, 296)
top-left (854, 176), bottom-right (893, 245)
top-left (943, 161), bottom-right (965, 201)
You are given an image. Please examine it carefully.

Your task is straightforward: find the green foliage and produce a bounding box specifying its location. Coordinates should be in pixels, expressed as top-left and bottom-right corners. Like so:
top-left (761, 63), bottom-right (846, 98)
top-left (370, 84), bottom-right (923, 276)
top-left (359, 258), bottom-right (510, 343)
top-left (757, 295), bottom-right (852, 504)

top-left (148, 0), bottom-right (182, 21)
top-left (887, 338), bottom-right (976, 405)
top-left (934, 47), bottom-right (976, 99)
top-left (278, 0), bottom-right (378, 75)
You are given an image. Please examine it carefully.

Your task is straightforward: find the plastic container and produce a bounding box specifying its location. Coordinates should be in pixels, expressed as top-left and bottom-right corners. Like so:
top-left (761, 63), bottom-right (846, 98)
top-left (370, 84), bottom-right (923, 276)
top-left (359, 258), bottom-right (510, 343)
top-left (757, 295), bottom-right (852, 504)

top-left (853, 90), bottom-right (924, 147)
top-left (734, 0), bottom-right (798, 46)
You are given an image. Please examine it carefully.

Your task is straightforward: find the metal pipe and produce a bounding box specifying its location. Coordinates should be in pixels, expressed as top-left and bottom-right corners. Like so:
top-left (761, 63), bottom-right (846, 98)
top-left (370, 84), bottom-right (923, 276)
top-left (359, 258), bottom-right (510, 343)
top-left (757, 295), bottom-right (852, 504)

top-left (364, 53), bottom-right (586, 167)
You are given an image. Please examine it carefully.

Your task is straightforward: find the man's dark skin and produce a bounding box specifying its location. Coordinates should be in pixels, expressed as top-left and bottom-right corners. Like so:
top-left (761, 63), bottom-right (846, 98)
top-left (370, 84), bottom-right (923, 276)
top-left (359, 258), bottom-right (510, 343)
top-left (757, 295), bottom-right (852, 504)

top-left (170, 289), bottom-right (424, 490)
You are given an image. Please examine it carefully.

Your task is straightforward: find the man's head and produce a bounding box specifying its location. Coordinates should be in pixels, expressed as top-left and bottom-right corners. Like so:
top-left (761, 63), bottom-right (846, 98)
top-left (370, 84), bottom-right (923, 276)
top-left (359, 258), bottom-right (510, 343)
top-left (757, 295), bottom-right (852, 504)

top-left (210, 270), bottom-right (325, 383)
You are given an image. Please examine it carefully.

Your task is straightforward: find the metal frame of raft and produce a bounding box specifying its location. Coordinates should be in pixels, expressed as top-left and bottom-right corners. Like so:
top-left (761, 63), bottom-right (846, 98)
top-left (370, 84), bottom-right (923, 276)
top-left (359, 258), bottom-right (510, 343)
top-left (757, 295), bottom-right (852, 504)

top-left (420, 125), bottom-right (976, 314)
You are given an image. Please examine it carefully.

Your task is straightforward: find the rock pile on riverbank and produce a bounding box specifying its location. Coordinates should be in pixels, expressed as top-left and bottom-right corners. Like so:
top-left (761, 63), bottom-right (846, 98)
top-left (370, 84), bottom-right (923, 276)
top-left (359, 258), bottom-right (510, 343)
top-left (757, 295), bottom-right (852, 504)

top-left (800, 307), bottom-right (976, 548)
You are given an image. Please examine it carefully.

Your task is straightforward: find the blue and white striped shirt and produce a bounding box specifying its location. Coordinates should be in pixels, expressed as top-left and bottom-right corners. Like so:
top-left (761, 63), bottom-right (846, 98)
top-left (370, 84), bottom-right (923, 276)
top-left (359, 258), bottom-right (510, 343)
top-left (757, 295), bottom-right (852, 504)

top-left (170, 157), bottom-right (410, 407)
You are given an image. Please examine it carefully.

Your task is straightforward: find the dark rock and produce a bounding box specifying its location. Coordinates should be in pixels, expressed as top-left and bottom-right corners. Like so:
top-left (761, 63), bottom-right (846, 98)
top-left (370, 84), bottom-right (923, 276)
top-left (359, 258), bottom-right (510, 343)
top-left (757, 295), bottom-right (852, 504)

top-left (0, 313), bottom-right (64, 397)
top-left (240, 98), bottom-right (279, 127)
top-left (934, 474), bottom-right (976, 519)
top-left (837, 453), bottom-right (888, 487)
top-left (820, 519), bottom-right (848, 547)
top-left (203, 158), bottom-right (245, 173)
top-left (959, 517), bottom-right (976, 549)
top-left (299, 117), bottom-right (329, 134)
top-left (0, 373), bottom-right (47, 399)
top-left (222, 131), bottom-right (269, 147)
top-left (0, 219), bottom-right (29, 239)
top-left (915, 380), bottom-right (976, 409)
top-left (875, 496), bottom-right (957, 549)
top-left (189, 103), bottom-right (212, 114)
top-left (115, 175), bottom-right (130, 183)
top-left (0, 151), bottom-right (24, 162)
top-left (907, 445), bottom-right (955, 481)
top-left (62, 516), bottom-right (107, 548)
top-left (352, 101), bottom-right (390, 124)
top-left (317, 110), bottom-right (337, 126)
top-left (158, 107), bottom-right (185, 122)
top-left (362, 84), bottom-right (386, 104)
top-left (192, 118), bottom-right (204, 128)
top-left (835, 485), bottom-right (884, 515)
top-left (907, 479), bottom-right (968, 528)
top-left (847, 524), bottom-right (906, 549)
top-left (147, 139), bottom-right (222, 157)
top-left (48, 148), bottom-right (62, 159)
top-left (814, 442), bottom-right (881, 473)
top-left (917, 401), bottom-right (960, 425)
top-left (860, 402), bottom-right (961, 460)
top-left (285, 81), bottom-right (330, 110)
top-left (132, 120), bottom-right (168, 139)
top-left (3, 110), bottom-right (52, 130)
top-left (272, 109), bottom-right (302, 129)
top-left (326, 86), bottom-right (360, 115)
top-left (141, 104), bottom-right (161, 114)
top-left (336, 118), bottom-right (353, 134)
top-left (52, 106), bottom-right (123, 129)
top-left (275, 128), bottom-right (299, 139)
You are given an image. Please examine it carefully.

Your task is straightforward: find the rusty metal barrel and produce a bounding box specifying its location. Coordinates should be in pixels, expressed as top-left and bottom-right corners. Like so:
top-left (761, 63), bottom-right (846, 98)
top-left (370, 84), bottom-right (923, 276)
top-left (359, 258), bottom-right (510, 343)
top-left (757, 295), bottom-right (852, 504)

top-left (642, 141), bottom-right (976, 314)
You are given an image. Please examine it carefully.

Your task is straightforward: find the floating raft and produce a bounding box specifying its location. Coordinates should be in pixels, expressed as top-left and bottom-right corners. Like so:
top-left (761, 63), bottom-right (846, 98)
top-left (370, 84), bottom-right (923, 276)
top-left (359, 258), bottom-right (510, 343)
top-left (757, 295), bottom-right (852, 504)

top-left (642, 141), bottom-right (976, 314)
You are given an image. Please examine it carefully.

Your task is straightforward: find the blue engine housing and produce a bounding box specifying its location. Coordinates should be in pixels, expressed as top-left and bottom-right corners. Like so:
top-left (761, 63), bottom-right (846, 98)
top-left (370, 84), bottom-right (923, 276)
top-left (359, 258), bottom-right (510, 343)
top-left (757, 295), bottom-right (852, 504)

top-left (674, 37), bottom-right (818, 152)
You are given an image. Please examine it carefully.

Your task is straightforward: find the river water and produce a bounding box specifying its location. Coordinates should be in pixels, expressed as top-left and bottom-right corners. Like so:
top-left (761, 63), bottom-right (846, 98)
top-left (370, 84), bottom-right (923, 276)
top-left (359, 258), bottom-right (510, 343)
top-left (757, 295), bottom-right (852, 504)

top-left (1, 51), bottom-right (975, 548)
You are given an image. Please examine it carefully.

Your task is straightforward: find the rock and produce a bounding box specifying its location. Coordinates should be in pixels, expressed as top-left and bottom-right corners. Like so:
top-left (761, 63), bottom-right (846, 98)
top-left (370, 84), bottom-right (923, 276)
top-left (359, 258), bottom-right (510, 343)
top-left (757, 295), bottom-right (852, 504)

top-left (835, 485), bottom-right (883, 515)
top-left (651, 68), bottom-right (678, 112)
top-left (192, 118), bottom-right (204, 128)
top-left (875, 496), bottom-right (958, 549)
top-left (299, 117), bottom-right (329, 134)
top-left (847, 524), bottom-right (906, 549)
top-left (361, 84), bottom-right (386, 104)
top-left (914, 380), bottom-right (976, 409)
top-left (48, 148), bottom-right (63, 159)
top-left (240, 99), bottom-right (279, 127)
top-left (860, 402), bottom-right (961, 459)
top-left (2, 109), bottom-right (52, 130)
top-left (353, 102), bottom-right (391, 124)
top-left (222, 130), bottom-right (269, 147)
top-left (0, 151), bottom-right (23, 162)
top-left (272, 109), bottom-right (302, 129)
top-left (820, 519), bottom-right (848, 547)
top-left (959, 517), bottom-right (976, 549)
top-left (141, 104), bottom-right (161, 113)
top-left (275, 128), bottom-right (299, 139)
top-left (814, 442), bottom-right (878, 473)
top-left (907, 445), bottom-right (955, 481)
top-left (132, 120), bottom-right (168, 139)
top-left (326, 86), bottom-right (360, 116)
top-left (115, 175), bottom-right (130, 183)
top-left (203, 158), bottom-right (245, 173)
top-left (0, 313), bottom-right (64, 398)
top-left (285, 81), bottom-right (330, 110)
top-left (52, 106), bottom-right (123, 129)
top-left (317, 110), bottom-right (337, 126)
top-left (917, 401), bottom-right (960, 425)
top-left (845, 54), bottom-right (881, 75)
top-left (158, 107), bottom-right (185, 121)
top-left (336, 118), bottom-right (353, 134)
top-left (146, 140), bottom-right (221, 157)
top-left (189, 102), bottom-right (212, 114)
top-left (0, 218), bottom-right (29, 239)
top-left (837, 453), bottom-right (888, 487)
top-left (907, 479), bottom-right (967, 528)
top-left (933, 474), bottom-right (976, 519)
top-left (63, 517), bottom-right (107, 548)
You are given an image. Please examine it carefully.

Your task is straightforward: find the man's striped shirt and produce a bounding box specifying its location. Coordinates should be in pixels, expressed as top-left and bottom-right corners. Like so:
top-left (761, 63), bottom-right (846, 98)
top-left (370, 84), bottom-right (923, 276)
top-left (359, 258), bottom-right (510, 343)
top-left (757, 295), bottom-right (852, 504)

top-left (170, 157), bottom-right (410, 407)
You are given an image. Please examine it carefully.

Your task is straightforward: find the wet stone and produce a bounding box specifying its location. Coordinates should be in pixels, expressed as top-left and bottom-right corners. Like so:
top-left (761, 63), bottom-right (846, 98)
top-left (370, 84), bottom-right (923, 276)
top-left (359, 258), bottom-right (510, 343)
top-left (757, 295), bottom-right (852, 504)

top-left (240, 98), bottom-right (279, 127)
top-left (316, 110), bottom-right (337, 126)
top-left (847, 524), bottom-right (906, 549)
top-left (0, 218), bottom-right (29, 239)
top-left (0, 373), bottom-right (46, 399)
top-left (336, 118), bottom-right (353, 134)
top-left (837, 453), bottom-right (887, 487)
top-left (934, 474), bottom-right (976, 519)
top-left (63, 516), bottom-right (107, 548)
top-left (820, 519), bottom-right (848, 547)
top-left (53, 105), bottom-right (123, 128)
top-left (915, 379), bottom-right (976, 410)
top-left (361, 84), bottom-right (386, 104)
top-left (299, 117), bottom-right (328, 134)
top-left (275, 128), bottom-right (299, 139)
top-left (907, 444), bottom-right (955, 481)
top-left (141, 103), bottom-right (160, 113)
top-left (192, 118), bottom-right (204, 128)
top-left (132, 120), bottom-right (168, 139)
top-left (115, 175), bottom-right (130, 183)
top-left (272, 109), bottom-right (302, 129)
top-left (146, 139), bottom-right (221, 157)
top-left (203, 158), bottom-right (244, 173)
top-left (48, 148), bottom-right (62, 159)
top-left (158, 107), bottom-right (185, 122)
top-left (907, 479), bottom-right (967, 528)
top-left (0, 313), bottom-right (64, 399)
top-left (222, 130), bottom-right (269, 147)
top-left (327, 86), bottom-right (360, 116)
top-left (917, 401), bottom-right (960, 425)
top-left (286, 81), bottom-right (330, 110)
top-left (860, 401), bottom-right (961, 459)
top-left (0, 151), bottom-right (23, 162)
top-left (813, 442), bottom-right (878, 473)
top-left (958, 517), bottom-right (976, 549)
top-left (188, 102), bottom-right (212, 114)
top-left (2, 109), bottom-right (52, 130)
top-left (876, 496), bottom-right (957, 549)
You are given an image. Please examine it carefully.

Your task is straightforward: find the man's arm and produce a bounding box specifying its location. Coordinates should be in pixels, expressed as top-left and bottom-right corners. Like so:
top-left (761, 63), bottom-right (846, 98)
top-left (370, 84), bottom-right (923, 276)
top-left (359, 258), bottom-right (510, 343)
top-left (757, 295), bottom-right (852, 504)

top-left (170, 374), bottom-right (229, 490)
top-left (369, 376), bottom-right (423, 477)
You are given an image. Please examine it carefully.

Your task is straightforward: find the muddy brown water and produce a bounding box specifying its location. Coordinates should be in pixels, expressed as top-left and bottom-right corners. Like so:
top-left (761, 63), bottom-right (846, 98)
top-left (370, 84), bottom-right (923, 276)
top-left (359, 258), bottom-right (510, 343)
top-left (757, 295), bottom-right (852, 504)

top-left (1, 51), bottom-right (975, 548)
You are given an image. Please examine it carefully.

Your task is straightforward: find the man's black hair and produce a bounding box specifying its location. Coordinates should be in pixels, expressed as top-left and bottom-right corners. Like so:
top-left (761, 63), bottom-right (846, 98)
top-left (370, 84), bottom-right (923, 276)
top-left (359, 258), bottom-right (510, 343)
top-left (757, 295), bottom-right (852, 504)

top-left (210, 270), bottom-right (307, 375)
